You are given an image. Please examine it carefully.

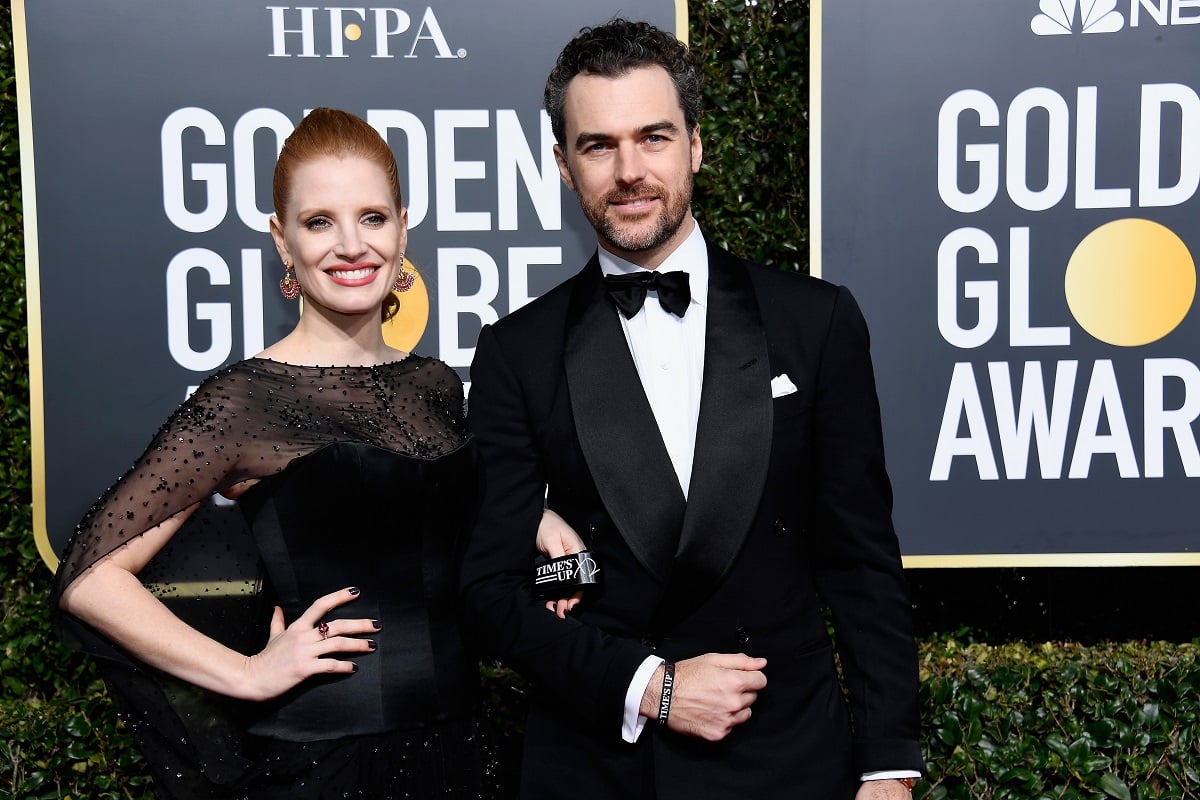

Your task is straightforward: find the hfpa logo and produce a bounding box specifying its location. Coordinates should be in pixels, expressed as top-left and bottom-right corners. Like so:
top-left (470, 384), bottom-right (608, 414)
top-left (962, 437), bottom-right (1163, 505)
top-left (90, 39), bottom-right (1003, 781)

top-left (267, 6), bottom-right (465, 59)
top-left (1032, 0), bottom-right (1200, 35)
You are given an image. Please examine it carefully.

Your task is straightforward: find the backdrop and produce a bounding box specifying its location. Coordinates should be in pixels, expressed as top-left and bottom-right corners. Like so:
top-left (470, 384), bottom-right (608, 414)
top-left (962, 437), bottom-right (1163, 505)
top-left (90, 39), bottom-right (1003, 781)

top-left (17, 0), bottom-right (683, 566)
top-left (815, 0), bottom-right (1200, 565)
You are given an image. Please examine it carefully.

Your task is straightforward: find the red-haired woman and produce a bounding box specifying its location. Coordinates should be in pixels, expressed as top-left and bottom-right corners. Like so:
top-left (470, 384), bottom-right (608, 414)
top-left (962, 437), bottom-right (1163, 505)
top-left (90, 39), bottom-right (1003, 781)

top-left (52, 108), bottom-right (576, 799)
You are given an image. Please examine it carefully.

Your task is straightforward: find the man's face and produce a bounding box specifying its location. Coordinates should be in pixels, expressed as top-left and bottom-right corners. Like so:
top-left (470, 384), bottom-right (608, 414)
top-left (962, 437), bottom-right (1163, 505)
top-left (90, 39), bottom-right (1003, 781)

top-left (554, 65), bottom-right (702, 269)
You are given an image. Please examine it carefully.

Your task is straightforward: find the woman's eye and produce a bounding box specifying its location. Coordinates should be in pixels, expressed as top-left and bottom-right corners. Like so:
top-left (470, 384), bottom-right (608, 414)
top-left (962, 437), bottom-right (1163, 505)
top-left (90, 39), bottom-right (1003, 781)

top-left (363, 213), bottom-right (387, 226)
top-left (304, 217), bottom-right (330, 231)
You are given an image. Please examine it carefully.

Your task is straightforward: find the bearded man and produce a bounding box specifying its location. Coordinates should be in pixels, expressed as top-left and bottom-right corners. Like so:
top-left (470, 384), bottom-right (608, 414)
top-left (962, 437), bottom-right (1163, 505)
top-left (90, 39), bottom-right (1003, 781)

top-left (462, 18), bottom-right (924, 800)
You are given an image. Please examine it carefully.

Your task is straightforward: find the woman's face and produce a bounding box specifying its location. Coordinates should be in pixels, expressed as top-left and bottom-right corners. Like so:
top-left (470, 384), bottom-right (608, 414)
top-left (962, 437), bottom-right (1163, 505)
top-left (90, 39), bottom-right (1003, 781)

top-left (270, 154), bottom-right (408, 318)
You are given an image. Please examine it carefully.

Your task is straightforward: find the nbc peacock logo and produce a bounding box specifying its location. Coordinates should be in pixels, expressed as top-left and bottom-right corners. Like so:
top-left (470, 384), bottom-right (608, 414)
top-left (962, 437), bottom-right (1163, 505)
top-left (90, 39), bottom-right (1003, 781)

top-left (1032, 0), bottom-right (1124, 34)
top-left (1032, 0), bottom-right (1200, 35)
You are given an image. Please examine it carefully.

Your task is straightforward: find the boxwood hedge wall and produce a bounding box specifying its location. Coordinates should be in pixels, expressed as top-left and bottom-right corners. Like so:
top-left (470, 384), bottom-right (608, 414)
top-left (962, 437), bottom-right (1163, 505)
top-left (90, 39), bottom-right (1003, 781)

top-left (4, 3), bottom-right (1199, 798)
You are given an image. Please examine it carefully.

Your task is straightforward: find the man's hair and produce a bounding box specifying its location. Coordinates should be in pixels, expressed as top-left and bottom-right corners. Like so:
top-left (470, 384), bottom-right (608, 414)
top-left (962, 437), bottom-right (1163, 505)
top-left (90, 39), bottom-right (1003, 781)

top-left (544, 18), bottom-right (701, 147)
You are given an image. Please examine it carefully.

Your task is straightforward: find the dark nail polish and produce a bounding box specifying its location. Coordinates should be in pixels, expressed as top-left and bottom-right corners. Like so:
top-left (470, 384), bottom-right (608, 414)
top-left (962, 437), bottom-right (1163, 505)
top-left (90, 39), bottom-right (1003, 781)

top-left (367, 639), bottom-right (377, 651)
top-left (348, 587), bottom-right (360, 596)
top-left (351, 663), bottom-right (359, 673)
top-left (372, 620), bottom-right (382, 630)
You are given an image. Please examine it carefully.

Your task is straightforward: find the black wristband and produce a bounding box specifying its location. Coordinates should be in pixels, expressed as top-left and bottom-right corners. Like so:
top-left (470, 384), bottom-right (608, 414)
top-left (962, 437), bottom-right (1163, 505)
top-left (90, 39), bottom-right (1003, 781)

top-left (533, 550), bottom-right (601, 598)
top-left (657, 661), bottom-right (675, 726)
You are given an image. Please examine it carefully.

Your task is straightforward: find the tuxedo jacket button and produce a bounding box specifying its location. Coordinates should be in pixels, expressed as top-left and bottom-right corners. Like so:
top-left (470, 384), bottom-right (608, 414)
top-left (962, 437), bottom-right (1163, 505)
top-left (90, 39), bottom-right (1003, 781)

top-left (773, 519), bottom-right (788, 535)
top-left (735, 626), bottom-right (751, 646)
top-left (640, 635), bottom-right (659, 650)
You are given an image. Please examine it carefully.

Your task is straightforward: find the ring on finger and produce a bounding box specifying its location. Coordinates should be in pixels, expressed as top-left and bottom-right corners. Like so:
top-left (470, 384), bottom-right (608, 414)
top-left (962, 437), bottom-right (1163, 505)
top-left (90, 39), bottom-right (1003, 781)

top-left (318, 621), bottom-right (330, 640)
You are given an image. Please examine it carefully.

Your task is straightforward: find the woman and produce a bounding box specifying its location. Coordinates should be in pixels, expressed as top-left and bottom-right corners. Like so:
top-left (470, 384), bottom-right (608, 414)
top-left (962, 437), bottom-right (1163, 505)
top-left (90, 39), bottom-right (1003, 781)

top-left (52, 108), bottom-right (578, 799)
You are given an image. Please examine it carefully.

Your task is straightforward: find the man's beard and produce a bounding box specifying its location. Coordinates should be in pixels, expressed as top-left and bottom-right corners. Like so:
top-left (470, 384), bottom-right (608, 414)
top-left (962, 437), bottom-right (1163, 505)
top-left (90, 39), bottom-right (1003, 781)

top-left (580, 180), bottom-right (692, 255)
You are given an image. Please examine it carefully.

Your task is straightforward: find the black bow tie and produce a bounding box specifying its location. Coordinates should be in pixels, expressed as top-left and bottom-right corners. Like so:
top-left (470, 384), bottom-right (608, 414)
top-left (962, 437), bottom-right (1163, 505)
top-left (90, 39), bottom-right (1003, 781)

top-left (602, 270), bottom-right (692, 318)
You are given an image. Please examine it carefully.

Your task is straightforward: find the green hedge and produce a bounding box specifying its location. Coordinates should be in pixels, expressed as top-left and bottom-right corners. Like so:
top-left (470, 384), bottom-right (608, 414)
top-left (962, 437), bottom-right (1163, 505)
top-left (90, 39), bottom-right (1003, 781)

top-left (919, 639), bottom-right (1200, 800)
top-left (1, 681), bottom-right (152, 800)
top-left (4, 3), bottom-right (1200, 799)
top-left (692, 0), bottom-right (809, 272)
top-left (7, 639), bottom-right (1200, 800)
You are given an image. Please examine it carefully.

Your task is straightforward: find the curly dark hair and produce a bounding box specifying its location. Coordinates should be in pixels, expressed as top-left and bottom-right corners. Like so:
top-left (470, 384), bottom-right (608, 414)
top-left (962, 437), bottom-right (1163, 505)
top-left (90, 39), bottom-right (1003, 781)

top-left (544, 18), bottom-right (701, 146)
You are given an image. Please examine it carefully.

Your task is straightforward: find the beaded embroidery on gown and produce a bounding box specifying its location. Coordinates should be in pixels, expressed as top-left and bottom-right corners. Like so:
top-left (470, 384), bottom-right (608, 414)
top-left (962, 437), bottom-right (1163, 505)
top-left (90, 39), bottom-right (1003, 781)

top-left (51, 356), bottom-right (503, 799)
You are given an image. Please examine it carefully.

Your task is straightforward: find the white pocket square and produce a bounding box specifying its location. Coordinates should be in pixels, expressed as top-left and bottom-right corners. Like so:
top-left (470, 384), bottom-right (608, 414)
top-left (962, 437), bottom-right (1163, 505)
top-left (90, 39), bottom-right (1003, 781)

top-left (770, 373), bottom-right (797, 398)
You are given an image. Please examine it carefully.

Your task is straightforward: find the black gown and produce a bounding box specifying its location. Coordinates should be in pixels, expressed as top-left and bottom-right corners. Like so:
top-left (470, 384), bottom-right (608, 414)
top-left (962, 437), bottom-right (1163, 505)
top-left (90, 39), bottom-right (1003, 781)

top-left (51, 356), bottom-right (502, 799)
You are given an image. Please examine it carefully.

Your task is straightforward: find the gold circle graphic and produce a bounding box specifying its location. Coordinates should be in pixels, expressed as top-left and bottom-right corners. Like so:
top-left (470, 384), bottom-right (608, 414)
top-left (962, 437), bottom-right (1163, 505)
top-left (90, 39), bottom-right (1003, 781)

top-left (344, 24), bottom-right (362, 41)
top-left (1064, 218), bottom-right (1195, 347)
top-left (382, 259), bottom-right (430, 352)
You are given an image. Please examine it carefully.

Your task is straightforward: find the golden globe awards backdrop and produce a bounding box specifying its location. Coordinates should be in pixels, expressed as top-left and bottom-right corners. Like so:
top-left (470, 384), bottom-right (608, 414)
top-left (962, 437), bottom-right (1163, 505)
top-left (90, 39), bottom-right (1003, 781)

top-left (16, 1), bottom-right (683, 567)
top-left (815, 0), bottom-right (1200, 565)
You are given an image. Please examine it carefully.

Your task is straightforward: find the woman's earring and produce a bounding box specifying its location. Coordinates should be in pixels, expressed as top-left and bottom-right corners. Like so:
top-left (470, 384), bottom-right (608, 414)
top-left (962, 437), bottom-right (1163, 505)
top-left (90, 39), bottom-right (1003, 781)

top-left (392, 253), bottom-right (415, 292)
top-left (279, 261), bottom-right (301, 300)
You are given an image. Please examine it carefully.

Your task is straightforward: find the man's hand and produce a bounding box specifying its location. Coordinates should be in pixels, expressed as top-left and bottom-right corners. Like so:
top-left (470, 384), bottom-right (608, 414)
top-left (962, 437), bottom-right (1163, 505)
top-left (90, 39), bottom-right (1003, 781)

top-left (640, 653), bottom-right (768, 741)
top-left (856, 779), bottom-right (914, 799)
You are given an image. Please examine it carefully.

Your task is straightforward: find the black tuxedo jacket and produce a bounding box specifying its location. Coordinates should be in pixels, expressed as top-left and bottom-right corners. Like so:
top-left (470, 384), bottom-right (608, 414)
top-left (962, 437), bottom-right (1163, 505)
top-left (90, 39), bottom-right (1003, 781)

top-left (462, 243), bottom-right (923, 799)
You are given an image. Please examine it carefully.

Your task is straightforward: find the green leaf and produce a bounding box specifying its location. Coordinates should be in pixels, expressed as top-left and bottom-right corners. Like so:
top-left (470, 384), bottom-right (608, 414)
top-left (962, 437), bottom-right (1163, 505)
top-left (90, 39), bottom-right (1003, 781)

top-left (63, 714), bottom-right (92, 737)
top-left (1097, 773), bottom-right (1132, 800)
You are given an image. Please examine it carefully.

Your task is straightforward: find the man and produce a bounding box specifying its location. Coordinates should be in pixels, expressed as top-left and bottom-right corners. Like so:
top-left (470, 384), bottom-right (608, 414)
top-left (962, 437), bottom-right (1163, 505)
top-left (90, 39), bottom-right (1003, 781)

top-left (462, 18), bottom-right (924, 799)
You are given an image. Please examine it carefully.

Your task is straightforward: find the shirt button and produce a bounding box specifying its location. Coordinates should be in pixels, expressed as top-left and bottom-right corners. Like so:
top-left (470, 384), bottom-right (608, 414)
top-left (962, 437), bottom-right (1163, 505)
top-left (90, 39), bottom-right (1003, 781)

top-left (660, 361), bottom-right (671, 371)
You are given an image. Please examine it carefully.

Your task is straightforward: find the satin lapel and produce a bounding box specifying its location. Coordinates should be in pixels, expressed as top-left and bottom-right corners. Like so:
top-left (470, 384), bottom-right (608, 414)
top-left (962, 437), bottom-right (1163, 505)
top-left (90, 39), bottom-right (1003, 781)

top-left (564, 256), bottom-right (683, 582)
top-left (672, 247), bottom-right (772, 601)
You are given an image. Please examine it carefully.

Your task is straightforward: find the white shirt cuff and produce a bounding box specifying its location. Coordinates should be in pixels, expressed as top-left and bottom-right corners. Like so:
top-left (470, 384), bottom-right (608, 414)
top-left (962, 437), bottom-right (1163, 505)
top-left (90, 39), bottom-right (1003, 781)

top-left (861, 770), bottom-right (922, 781)
top-left (621, 655), bottom-right (665, 743)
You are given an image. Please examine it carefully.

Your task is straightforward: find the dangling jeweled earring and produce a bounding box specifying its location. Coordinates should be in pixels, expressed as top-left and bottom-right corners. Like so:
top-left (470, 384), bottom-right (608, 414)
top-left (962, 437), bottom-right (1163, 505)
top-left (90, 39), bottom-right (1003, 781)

top-left (392, 253), bottom-right (415, 292)
top-left (279, 260), bottom-right (300, 300)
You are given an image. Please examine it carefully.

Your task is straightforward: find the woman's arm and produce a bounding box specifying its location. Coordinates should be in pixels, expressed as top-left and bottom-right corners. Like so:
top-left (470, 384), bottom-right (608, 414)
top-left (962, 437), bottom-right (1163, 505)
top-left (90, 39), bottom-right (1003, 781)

top-left (60, 505), bottom-right (378, 701)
